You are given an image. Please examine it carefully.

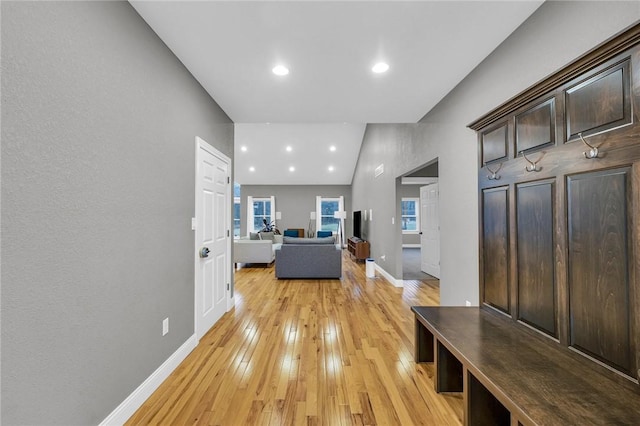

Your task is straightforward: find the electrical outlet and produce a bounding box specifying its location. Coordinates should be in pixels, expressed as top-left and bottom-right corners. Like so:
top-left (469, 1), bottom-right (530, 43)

top-left (162, 318), bottom-right (169, 336)
top-left (465, 300), bottom-right (471, 307)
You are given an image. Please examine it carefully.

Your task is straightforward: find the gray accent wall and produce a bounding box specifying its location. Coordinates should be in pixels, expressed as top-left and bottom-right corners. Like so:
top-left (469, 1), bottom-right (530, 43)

top-left (351, 1), bottom-right (640, 306)
top-left (239, 185), bottom-right (352, 238)
top-left (1, 2), bottom-right (233, 424)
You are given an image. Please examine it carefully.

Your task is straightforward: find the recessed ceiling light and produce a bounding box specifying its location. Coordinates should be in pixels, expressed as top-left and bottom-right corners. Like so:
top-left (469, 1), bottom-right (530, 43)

top-left (240, 146), bottom-right (247, 152)
top-left (249, 166), bottom-right (255, 172)
top-left (372, 62), bottom-right (389, 73)
top-left (328, 166), bottom-right (335, 172)
top-left (289, 166), bottom-right (295, 172)
top-left (272, 65), bottom-right (289, 76)
top-left (286, 146), bottom-right (292, 152)
top-left (329, 145), bottom-right (336, 152)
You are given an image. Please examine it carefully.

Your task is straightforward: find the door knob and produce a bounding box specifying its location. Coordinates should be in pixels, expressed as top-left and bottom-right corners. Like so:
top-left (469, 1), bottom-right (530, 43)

top-left (199, 247), bottom-right (210, 258)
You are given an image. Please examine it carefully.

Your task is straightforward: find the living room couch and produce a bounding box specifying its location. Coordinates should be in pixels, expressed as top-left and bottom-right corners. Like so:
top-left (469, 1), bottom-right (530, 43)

top-left (275, 236), bottom-right (341, 279)
top-left (234, 233), bottom-right (282, 265)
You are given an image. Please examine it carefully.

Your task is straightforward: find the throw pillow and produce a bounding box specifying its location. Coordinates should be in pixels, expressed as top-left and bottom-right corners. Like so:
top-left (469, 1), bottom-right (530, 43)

top-left (273, 235), bottom-right (283, 244)
top-left (317, 231), bottom-right (333, 238)
top-left (249, 232), bottom-right (260, 240)
top-left (283, 229), bottom-right (299, 237)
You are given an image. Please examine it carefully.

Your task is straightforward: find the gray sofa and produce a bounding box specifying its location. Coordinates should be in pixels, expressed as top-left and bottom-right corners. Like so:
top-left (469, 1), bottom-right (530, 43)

top-left (275, 237), bottom-right (342, 279)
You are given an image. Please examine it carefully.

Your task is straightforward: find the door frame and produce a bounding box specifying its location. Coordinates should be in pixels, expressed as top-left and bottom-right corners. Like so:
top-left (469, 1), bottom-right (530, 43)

top-left (194, 136), bottom-right (233, 342)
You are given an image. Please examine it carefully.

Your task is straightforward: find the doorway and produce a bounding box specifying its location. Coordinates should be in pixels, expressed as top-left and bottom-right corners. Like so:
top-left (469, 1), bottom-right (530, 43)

top-left (195, 136), bottom-right (232, 340)
top-left (400, 160), bottom-right (439, 281)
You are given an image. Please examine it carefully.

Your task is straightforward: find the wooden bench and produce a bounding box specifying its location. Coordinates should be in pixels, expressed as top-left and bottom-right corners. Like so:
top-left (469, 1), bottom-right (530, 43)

top-left (412, 306), bottom-right (640, 425)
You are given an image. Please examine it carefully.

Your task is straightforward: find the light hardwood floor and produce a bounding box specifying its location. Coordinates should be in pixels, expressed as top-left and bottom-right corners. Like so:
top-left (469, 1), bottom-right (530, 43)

top-left (126, 251), bottom-right (463, 425)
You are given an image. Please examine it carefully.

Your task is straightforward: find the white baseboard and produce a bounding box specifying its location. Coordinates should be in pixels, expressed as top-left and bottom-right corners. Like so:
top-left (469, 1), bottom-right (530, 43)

top-left (374, 264), bottom-right (403, 287)
top-left (100, 334), bottom-right (198, 426)
top-left (402, 244), bottom-right (420, 248)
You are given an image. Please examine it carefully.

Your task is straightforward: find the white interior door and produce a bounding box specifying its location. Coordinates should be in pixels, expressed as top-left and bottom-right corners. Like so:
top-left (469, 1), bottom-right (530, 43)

top-left (195, 137), bottom-right (230, 340)
top-left (420, 183), bottom-right (440, 278)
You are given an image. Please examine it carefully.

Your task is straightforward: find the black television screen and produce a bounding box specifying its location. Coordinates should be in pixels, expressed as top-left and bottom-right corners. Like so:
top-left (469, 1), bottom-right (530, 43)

top-left (353, 211), bottom-right (362, 239)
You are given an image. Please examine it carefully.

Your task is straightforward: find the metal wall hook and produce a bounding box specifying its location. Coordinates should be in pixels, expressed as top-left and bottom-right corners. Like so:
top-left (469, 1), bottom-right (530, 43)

top-left (520, 151), bottom-right (541, 172)
top-left (485, 163), bottom-right (502, 180)
top-left (578, 132), bottom-right (599, 159)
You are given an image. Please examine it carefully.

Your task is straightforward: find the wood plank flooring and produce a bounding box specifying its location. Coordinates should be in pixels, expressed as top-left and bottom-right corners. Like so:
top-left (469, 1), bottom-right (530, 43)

top-left (126, 251), bottom-right (463, 425)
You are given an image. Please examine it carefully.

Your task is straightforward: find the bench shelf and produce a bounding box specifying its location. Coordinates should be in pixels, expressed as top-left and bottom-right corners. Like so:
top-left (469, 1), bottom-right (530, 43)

top-left (412, 306), bottom-right (640, 426)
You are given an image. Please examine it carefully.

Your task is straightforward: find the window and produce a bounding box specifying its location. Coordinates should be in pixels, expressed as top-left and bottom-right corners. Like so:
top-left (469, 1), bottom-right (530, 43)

top-left (246, 195), bottom-right (275, 235)
top-left (315, 195), bottom-right (344, 235)
top-left (252, 198), bottom-right (272, 232)
top-left (401, 198), bottom-right (419, 233)
top-left (233, 183), bottom-right (241, 238)
top-left (320, 198), bottom-right (340, 232)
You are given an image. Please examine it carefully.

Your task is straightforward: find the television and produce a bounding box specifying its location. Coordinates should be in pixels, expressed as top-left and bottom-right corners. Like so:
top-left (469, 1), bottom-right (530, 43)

top-left (353, 210), bottom-right (362, 239)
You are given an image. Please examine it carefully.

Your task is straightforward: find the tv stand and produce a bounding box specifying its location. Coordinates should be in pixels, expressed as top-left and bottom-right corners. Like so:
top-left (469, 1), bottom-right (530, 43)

top-left (347, 237), bottom-right (370, 261)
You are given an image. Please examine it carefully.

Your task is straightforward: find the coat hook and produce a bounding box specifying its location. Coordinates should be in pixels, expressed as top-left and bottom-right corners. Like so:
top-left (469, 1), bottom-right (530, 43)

top-left (578, 132), bottom-right (599, 159)
top-left (520, 151), bottom-right (541, 172)
top-left (485, 163), bottom-right (502, 180)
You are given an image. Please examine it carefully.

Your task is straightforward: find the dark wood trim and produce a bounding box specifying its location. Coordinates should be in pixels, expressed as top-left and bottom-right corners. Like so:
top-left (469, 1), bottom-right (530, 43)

top-left (468, 22), bottom-right (640, 131)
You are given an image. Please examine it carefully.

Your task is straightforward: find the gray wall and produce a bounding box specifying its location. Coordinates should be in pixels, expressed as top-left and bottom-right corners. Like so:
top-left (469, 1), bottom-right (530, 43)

top-left (239, 185), bottom-right (352, 238)
top-left (1, 2), bottom-right (233, 424)
top-left (352, 1), bottom-right (640, 305)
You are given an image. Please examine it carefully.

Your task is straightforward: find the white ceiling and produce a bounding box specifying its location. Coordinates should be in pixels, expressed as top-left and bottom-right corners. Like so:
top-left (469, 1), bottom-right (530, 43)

top-left (130, 1), bottom-right (543, 185)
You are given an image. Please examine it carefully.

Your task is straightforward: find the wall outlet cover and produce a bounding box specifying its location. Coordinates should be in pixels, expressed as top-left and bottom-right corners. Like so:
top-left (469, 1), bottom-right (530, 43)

top-left (162, 318), bottom-right (169, 336)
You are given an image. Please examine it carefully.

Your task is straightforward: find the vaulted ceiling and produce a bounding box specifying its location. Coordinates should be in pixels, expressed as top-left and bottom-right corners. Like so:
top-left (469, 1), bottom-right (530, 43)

top-left (131, 1), bottom-right (543, 185)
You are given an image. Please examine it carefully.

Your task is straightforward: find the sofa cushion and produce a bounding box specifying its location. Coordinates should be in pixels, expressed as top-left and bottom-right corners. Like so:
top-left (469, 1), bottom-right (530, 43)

top-left (259, 231), bottom-right (274, 241)
top-left (249, 232), bottom-right (260, 240)
top-left (283, 236), bottom-right (335, 245)
top-left (273, 234), bottom-right (283, 244)
top-left (316, 230), bottom-right (333, 238)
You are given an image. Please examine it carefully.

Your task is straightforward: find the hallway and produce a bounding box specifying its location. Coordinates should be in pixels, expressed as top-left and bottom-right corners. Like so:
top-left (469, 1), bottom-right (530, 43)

top-left (127, 253), bottom-right (460, 425)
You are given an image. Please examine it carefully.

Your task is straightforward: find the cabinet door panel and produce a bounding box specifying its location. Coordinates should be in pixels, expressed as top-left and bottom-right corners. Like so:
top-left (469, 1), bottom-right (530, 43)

top-left (482, 187), bottom-right (509, 313)
top-left (517, 181), bottom-right (556, 336)
top-left (516, 99), bottom-right (555, 153)
top-left (567, 168), bottom-right (631, 373)
top-left (565, 61), bottom-right (630, 140)
top-left (482, 124), bottom-right (508, 164)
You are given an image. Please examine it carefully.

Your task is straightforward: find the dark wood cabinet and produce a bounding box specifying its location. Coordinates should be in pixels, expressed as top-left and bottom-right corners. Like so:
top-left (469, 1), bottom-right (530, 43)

top-left (516, 179), bottom-right (556, 337)
top-left (481, 186), bottom-right (510, 314)
top-left (567, 167), bottom-right (632, 374)
top-left (470, 24), bottom-right (640, 383)
top-left (481, 123), bottom-right (508, 164)
top-left (347, 237), bottom-right (369, 261)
